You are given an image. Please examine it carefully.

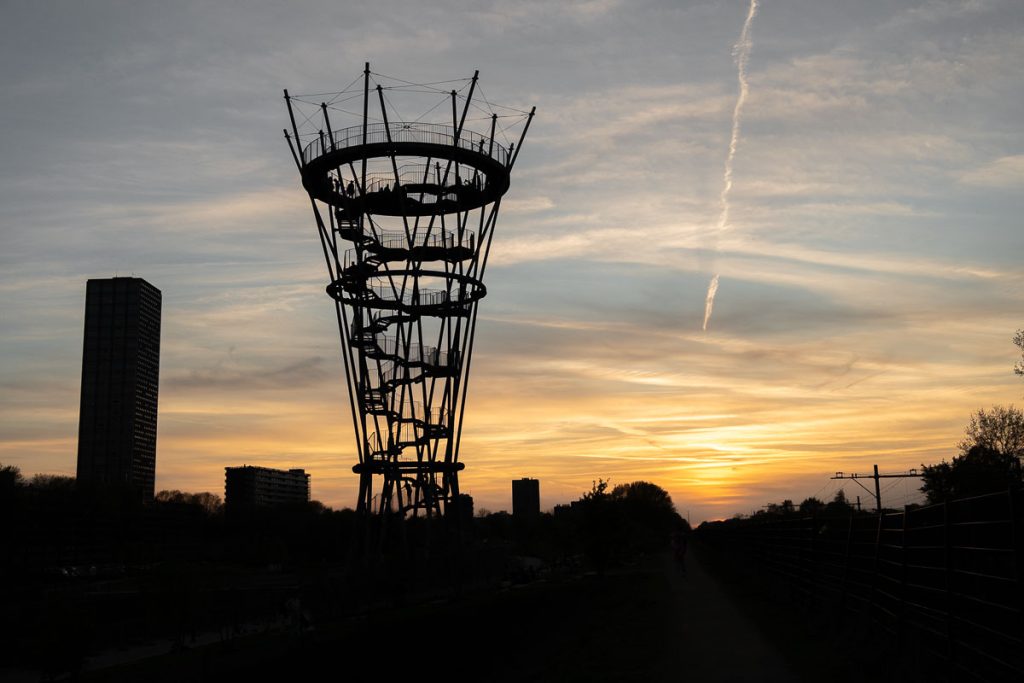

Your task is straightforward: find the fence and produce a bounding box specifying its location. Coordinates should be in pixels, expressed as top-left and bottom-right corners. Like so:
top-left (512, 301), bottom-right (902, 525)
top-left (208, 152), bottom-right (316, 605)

top-left (700, 489), bottom-right (1024, 682)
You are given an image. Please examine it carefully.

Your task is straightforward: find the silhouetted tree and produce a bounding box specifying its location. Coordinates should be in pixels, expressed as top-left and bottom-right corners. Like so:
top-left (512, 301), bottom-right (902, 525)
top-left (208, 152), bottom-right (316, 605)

top-left (0, 464), bottom-right (25, 533)
top-left (156, 489), bottom-right (224, 516)
top-left (583, 478), bottom-right (610, 502)
top-left (578, 479), bottom-right (615, 572)
top-left (1014, 329), bottom-right (1024, 380)
top-left (0, 463), bottom-right (24, 491)
top-left (920, 445), bottom-right (1022, 504)
top-left (155, 489), bottom-right (186, 503)
top-left (28, 473), bottom-right (75, 492)
top-left (916, 405), bottom-right (1024, 506)
top-left (559, 479), bottom-right (686, 571)
top-left (610, 481), bottom-right (674, 514)
top-left (610, 481), bottom-right (680, 553)
top-left (825, 489), bottom-right (854, 515)
top-left (799, 497), bottom-right (825, 516)
top-left (957, 405), bottom-right (1024, 462)
top-left (763, 499), bottom-right (796, 516)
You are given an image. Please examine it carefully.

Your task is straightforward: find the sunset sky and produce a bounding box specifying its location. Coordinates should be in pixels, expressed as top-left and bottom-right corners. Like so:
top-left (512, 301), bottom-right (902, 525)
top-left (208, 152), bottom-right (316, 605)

top-left (2, 0), bottom-right (1023, 522)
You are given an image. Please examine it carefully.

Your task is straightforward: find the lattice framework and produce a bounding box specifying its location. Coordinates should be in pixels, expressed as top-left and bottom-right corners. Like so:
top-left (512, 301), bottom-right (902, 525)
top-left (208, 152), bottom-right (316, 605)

top-left (284, 64), bottom-right (534, 517)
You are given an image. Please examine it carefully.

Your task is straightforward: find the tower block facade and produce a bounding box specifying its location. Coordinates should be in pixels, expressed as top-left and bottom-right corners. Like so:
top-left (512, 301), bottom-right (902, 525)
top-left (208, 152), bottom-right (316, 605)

top-left (76, 277), bottom-right (161, 500)
top-left (284, 65), bottom-right (533, 517)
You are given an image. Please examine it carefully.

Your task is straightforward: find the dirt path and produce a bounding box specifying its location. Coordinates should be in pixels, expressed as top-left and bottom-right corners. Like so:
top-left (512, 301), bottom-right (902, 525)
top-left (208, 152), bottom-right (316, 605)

top-left (665, 545), bottom-right (798, 682)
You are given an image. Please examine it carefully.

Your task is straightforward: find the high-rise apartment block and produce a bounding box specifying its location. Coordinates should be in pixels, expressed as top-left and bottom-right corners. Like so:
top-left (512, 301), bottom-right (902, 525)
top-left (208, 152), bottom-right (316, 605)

top-left (76, 277), bottom-right (162, 500)
top-left (512, 478), bottom-right (540, 519)
top-left (224, 466), bottom-right (311, 513)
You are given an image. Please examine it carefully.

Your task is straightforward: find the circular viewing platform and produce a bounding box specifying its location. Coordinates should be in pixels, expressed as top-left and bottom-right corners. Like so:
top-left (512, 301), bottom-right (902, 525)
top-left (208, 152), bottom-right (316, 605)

top-left (300, 122), bottom-right (512, 215)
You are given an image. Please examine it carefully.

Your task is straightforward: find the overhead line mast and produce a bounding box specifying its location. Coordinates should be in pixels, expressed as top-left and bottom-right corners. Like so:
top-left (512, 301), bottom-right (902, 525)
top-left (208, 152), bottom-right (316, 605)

top-left (831, 465), bottom-right (921, 512)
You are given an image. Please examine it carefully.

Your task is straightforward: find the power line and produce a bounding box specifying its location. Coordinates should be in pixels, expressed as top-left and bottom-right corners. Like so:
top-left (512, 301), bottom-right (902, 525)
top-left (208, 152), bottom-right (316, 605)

top-left (831, 464), bottom-right (921, 512)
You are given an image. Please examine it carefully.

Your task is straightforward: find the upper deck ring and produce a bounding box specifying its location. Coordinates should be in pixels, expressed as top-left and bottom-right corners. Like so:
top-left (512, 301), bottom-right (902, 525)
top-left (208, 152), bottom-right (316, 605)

top-left (300, 122), bottom-right (512, 216)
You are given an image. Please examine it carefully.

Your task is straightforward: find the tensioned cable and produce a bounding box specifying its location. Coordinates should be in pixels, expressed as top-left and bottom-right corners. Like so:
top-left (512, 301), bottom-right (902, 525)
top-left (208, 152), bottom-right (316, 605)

top-left (321, 104), bottom-right (386, 124)
top-left (292, 74), bottom-right (363, 99)
top-left (441, 79), bottom-right (475, 101)
top-left (411, 95), bottom-right (448, 124)
top-left (372, 75), bottom-right (496, 126)
top-left (327, 72), bottom-right (366, 104)
top-left (471, 116), bottom-right (529, 143)
top-left (380, 87), bottom-right (462, 96)
top-left (375, 82), bottom-right (470, 91)
top-left (305, 92), bottom-right (366, 107)
top-left (292, 89), bottom-right (358, 98)
top-left (370, 75), bottom-right (408, 126)
top-left (380, 89), bottom-right (404, 125)
top-left (291, 93), bottom-right (371, 130)
top-left (475, 82), bottom-right (533, 115)
top-left (495, 118), bottom-right (517, 147)
top-left (805, 478), bottom-right (832, 503)
top-left (370, 71), bottom-right (471, 94)
top-left (470, 82), bottom-right (497, 119)
top-left (464, 114), bottom-right (525, 121)
top-left (291, 93), bottom-right (363, 110)
top-left (880, 478), bottom-right (903, 497)
top-left (289, 75), bottom-right (364, 109)
top-left (291, 105), bottom-right (324, 142)
top-left (466, 100), bottom-right (501, 119)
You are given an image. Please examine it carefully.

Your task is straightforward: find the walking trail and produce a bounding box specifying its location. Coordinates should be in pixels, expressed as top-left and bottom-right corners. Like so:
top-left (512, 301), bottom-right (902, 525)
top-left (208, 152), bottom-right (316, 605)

top-left (665, 544), bottom-right (798, 682)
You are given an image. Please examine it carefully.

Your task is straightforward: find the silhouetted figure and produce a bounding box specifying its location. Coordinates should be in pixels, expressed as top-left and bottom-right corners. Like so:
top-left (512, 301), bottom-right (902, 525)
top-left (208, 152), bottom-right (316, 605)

top-left (671, 526), bottom-right (689, 574)
top-left (346, 181), bottom-right (356, 197)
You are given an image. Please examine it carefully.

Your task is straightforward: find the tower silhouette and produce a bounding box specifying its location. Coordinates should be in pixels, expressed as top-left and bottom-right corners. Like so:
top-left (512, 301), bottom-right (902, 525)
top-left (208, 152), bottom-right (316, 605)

top-left (76, 277), bottom-right (161, 500)
top-left (284, 64), bottom-right (533, 517)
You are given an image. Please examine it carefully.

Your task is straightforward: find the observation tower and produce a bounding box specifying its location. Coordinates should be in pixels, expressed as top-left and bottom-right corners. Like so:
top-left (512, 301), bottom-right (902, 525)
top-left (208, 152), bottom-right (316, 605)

top-left (283, 64), bottom-right (534, 518)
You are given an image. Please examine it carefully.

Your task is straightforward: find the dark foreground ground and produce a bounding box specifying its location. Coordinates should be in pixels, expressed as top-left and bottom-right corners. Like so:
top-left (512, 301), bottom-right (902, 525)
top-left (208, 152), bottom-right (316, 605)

top-left (2, 548), bottom-right (807, 683)
top-left (71, 568), bottom-right (681, 682)
top-left (8, 540), bottom-right (945, 682)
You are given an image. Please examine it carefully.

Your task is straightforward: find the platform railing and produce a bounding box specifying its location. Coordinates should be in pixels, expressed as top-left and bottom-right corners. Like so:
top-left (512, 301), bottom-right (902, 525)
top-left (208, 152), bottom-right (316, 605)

top-left (342, 164), bottom-right (487, 196)
top-left (358, 284), bottom-right (468, 309)
top-left (398, 402), bottom-right (448, 427)
top-left (362, 398), bottom-right (448, 429)
top-left (368, 416), bottom-right (449, 454)
top-left (342, 231), bottom-right (475, 270)
top-left (350, 330), bottom-right (456, 367)
top-left (303, 122), bottom-right (508, 166)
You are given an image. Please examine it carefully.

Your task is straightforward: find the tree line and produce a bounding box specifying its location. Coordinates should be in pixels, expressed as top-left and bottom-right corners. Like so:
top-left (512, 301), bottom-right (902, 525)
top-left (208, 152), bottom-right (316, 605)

top-left (750, 330), bottom-right (1024, 517)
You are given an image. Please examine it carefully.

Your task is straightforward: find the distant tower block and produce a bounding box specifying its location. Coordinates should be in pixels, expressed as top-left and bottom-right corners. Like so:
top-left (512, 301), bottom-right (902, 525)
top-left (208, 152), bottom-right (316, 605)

top-left (512, 478), bottom-right (540, 519)
top-left (284, 64), bottom-right (534, 518)
top-left (224, 465), bottom-right (310, 516)
top-left (77, 277), bottom-right (161, 501)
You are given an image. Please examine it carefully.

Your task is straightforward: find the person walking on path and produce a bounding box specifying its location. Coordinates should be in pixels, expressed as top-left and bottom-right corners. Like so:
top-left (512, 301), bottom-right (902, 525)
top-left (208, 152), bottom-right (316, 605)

top-left (671, 525), bottom-right (689, 575)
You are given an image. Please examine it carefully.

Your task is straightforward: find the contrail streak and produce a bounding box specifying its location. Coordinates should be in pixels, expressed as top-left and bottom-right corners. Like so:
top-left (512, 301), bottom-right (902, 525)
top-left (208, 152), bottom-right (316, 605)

top-left (703, 0), bottom-right (758, 332)
top-left (702, 274), bottom-right (719, 331)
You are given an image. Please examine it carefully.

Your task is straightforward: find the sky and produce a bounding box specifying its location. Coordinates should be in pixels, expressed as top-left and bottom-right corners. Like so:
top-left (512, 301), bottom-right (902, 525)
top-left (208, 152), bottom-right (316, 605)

top-left (1, 0), bottom-right (1023, 522)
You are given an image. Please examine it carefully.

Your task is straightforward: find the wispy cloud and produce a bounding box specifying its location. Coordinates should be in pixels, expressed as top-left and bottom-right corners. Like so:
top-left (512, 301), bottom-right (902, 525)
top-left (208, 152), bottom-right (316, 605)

top-left (165, 356), bottom-right (328, 391)
top-left (960, 155), bottom-right (1024, 188)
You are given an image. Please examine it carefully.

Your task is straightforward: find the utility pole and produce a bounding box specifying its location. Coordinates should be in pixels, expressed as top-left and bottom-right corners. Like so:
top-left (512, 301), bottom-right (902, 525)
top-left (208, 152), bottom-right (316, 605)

top-left (831, 466), bottom-right (921, 513)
